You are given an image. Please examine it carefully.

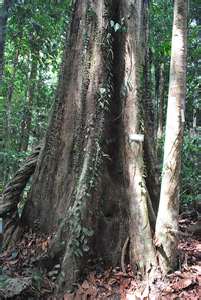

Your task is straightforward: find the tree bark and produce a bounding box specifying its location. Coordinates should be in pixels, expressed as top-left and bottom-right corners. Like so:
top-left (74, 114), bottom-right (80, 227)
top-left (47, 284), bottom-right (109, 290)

top-left (0, 0), bottom-right (12, 86)
top-left (143, 4), bottom-right (160, 214)
top-left (4, 49), bottom-right (19, 147)
top-left (13, 0), bottom-right (188, 294)
top-left (157, 63), bottom-right (165, 140)
top-left (22, 0), bottom-right (128, 290)
top-left (119, 0), bottom-right (157, 276)
top-left (155, 0), bottom-right (187, 273)
top-left (19, 54), bottom-right (38, 152)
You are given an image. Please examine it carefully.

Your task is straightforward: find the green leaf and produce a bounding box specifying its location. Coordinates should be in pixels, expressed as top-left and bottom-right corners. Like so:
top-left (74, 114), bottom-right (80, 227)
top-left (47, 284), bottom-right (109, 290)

top-left (83, 244), bottom-right (90, 252)
top-left (110, 20), bottom-right (115, 28)
top-left (114, 23), bottom-right (121, 32)
top-left (99, 87), bottom-right (106, 95)
top-left (82, 227), bottom-right (94, 237)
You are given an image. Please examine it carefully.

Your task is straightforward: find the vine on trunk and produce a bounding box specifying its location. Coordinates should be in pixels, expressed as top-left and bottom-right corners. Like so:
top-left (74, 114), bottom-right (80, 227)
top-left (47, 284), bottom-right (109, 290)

top-left (68, 0), bottom-right (115, 258)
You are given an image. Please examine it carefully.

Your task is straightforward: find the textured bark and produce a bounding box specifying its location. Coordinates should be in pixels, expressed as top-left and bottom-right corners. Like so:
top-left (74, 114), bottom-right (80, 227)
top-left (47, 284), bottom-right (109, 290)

top-left (0, 0), bottom-right (12, 85)
top-left (157, 63), bottom-right (165, 140)
top-left (16, 0), bottom-right (186, 293)
top-left (19, 55), bottom-right (38, 151)
top-left (4, 49), bottom-right (19, 148)
top-left (23, 0), bottom-right (128, 290)
top-left (155, 0), bottom-right (187, 273)
top-left (0, 145), bottom-right (40, 249)
top-left (143, 5), bottom-right (160, 214)
top-left (119, 0), bottom-right (157, 276)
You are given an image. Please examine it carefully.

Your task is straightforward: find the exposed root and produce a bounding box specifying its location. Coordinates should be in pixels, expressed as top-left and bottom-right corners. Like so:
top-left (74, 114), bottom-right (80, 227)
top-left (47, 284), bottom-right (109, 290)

top-left (121, 236), bottom-right (129, 273)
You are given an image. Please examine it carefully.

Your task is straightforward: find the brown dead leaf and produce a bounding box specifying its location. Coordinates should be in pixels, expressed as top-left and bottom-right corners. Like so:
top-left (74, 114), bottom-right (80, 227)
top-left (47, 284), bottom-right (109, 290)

top-left (81, 280), bottom-right (90, 290)
top-left (88, 272), bottom-right (96, 284)
top-left (172, 277), bottom-right (197, 291)
top-left (87, 286), bottom-right (97, 297)
top-left (126, 293), bottom-right (136, 299)
top-left (115, 271), bottom-right (125, 277)
top-left (162, 285), bottom-right (174, 294)
top-left (179, 290), bottom-right (200, 300)
top-left (108, 278), bottom-right (117, 285)
top-left (42, 240), bottom-right (49, 251)
top-left (63, 292), bottom-right (82, 300)
top-left (191, 265), bottom-right (201, 275)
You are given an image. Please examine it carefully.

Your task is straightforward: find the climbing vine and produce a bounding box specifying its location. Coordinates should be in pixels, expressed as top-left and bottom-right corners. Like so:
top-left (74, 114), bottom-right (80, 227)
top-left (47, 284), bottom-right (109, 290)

top-left (68, 0), bottom-right (115, 258)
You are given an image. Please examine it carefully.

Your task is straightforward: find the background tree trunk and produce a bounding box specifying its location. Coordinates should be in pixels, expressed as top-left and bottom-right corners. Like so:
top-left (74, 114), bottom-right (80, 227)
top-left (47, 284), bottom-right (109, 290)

top-left (0, 0), bottom-right (12, 85)
top-left (143, 3), bottom-right (160, 214)
top-left (19, 55), bottom-right (38, 152)
top-left (155, 0), bottom-right (187, 273)
top-left (4, 50), bottom-right (19, 148)
top-left (157, 63), bottom-right (165, 140)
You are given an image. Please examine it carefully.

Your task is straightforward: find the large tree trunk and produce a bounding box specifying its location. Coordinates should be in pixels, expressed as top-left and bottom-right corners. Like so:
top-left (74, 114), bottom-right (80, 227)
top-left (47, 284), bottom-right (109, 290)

top-left (155, 0), bottom-right (187, 273)
top-left (21, 0), bottom-right (159, 291)
top-left (119, 0), bottom-right (157, 276)
top-left (22, 0), bottom-right (128, 290)
top-left (16, 0), bottom-right (187, 294)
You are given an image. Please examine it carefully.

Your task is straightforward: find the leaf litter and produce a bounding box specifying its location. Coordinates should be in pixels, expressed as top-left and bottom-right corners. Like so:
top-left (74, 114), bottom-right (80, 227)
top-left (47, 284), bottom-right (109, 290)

top-left (0, 216), bottom-right (200, 299)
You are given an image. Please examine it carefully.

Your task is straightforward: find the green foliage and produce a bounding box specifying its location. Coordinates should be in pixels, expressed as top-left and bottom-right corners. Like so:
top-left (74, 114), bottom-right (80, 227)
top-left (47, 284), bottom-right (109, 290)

top-left (32, 270), bottom-right (43, 291)
top-left (157, 130), bottom-right (201, 207)
top-left (149, 0), bottom-right (173, 116)
top-left (181, 132), bottom-right (201, 205)
top-left (0, 0), bottom-right (70, 186)
top-left (150, 0), bottom-right (201, 128)
top-left (150, 0), bottom-right (173, 62)
top-left (110, 18), bottom-right (126, 33)
top-left (0, 275), bottom-right (9, 290)
top-left (186, 4), bottom-right (201, 126)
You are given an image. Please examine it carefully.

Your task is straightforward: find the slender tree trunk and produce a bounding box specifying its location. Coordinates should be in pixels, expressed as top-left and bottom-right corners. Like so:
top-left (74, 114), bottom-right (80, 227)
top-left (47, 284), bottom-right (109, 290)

top-left (119, 0), bottom-right (157, 276)
top-left (19, 55), bottom-right (38, 152)
top-left (157, 63), bottom-right (165, 139)
top-left (4, 49), bottom-right (19, 144)
top-left (0, 0), bottom-right (11, 86)
top-left (143, 4), bottom-right (160, 214)
top-left (155, 0), bottom-right (187, 273)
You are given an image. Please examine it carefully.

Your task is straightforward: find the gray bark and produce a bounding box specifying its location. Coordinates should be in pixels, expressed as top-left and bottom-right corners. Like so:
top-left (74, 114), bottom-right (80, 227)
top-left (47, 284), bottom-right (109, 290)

top-left (155, 0), bottom-right (188, 273)
top-left (157, 63), bottom-right (165, 140)
top-left (119, 0), bottom-right (157, 276)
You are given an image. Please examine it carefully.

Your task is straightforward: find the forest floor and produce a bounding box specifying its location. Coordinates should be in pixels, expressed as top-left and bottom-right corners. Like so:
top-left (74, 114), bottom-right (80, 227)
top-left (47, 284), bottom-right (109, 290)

top-left (0, 215), bottom-right (200, 299)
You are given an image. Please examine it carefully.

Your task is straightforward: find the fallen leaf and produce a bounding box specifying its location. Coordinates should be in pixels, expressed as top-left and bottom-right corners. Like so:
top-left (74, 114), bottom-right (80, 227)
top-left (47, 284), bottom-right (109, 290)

top-left (108, 278), bottom-right (117, 285)
top-left (172, 278), bottom-right (197, 291)
top-left (81, 280), bottom-right (90, 290)
top-left (63, 293), bottom-right (75, 300)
